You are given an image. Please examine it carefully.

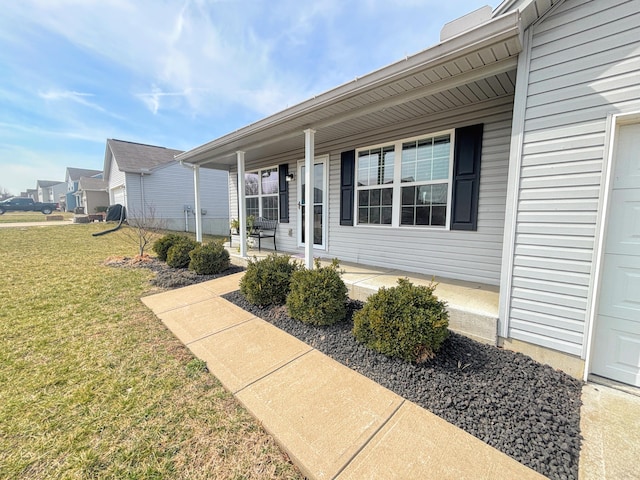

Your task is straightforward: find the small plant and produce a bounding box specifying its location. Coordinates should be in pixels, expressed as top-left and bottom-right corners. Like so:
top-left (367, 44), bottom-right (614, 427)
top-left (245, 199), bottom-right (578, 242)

top-left (286, 259), bottom-right (347, 326)
top-left (352, 278), bottom-right (449, 363)
top-left (153, 233), bottom-right (187, 261)
top-left (240, 254), bottom-right (300, 306)
top-left (189, 241), bottom-right (230, 275)
top-left (230, 218), bottom-right (239, 233)
top-left (166, 237), bottom-right (199, 269)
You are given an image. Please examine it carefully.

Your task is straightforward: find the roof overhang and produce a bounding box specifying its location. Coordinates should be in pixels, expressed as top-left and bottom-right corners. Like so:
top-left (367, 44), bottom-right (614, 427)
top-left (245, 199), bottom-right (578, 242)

top-left (177, 10), bottom-right (522, 169)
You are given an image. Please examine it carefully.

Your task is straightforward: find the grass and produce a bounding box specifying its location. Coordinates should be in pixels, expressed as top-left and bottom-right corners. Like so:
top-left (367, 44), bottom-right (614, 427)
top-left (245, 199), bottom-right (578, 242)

top-left (0, 211), bottom-right (73, 223)
top-left (0, 223), bottom-right (302, 479)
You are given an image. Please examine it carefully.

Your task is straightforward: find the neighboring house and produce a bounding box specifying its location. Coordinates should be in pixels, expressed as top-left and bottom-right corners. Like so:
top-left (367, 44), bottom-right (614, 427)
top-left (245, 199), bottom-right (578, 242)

top-left (23, 189), bottom-right (38, 201)
top-left (76, 176), bottom-right (109, 215)
top-left (176, 0), bottom-right (640, 387)
top-left (65, 167), bottom-right (103, 212)
top-left (36, 180), bottom-right (66, 205)
top-left (102, 139), bottom-right (229, 235)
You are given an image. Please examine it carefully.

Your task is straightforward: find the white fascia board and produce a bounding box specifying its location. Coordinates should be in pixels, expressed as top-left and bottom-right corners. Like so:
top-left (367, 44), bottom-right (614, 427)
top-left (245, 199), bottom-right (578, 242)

top-left (176, 10), bottom-right (521, 165)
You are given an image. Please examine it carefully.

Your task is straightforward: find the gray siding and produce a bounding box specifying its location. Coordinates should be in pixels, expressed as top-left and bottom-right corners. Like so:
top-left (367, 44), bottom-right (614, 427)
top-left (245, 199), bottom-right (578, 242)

top-left (325, 97), bottom-right (513, 285)
top-left (507, 0), bottom-right (640, 355)
top-left (125, 163), bottom-right (230, 236)
top-left (233, 95), bottom-right (514, 285)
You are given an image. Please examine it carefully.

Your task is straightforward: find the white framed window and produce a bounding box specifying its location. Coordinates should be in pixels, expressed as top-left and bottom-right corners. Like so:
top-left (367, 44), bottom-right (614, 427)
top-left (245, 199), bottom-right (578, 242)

top-left (355, 130), bottom-right (454, 228)
top-left (245, 166), bottom-right (279, 220)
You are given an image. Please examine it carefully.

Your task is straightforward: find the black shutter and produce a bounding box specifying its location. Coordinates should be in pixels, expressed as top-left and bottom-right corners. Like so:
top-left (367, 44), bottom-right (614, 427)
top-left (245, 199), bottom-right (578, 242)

top-left (278, 164), bottom-right (289, 223)
top-left (451, 124), bottom-right (483, 231)
top-left (340, 150), bottom-right (355, 226)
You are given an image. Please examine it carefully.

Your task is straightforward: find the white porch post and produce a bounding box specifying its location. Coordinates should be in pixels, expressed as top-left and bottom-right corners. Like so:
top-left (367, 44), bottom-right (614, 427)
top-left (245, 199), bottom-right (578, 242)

top-left (237, 151), bottom-right (247, 257)
top-left (193, 165), bottom-right (202, 242)
top-left (304, 129), bottom-right (315, 270)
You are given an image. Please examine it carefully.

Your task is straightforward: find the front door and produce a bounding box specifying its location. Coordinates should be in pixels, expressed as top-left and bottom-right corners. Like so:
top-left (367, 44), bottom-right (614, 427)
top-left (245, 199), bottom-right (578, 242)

top-left (591, 122), bottom-right (640, 386)
top-left (297, 158), bottom-right (327, 249)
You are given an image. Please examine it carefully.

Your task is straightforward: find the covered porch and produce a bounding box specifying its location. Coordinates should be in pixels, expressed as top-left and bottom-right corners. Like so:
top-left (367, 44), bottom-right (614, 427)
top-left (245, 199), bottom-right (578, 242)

top-left (225, 244), bottom-right (500, 345)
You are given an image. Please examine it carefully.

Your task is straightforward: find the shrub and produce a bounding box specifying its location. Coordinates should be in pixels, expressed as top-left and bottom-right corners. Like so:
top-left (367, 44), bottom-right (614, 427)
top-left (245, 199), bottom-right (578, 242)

top-left (188, 241), bottom-right (230, 275)
top-left (286, 259), bottom-right (347, 326)
top-left (352, 278), bottom-right (449, 363)
top-left (153, 233), bottom-right (187, 262)
top-left (166, 237), bottom-right (199, 269)
top-left (239, 254), bottom-right (300, 306)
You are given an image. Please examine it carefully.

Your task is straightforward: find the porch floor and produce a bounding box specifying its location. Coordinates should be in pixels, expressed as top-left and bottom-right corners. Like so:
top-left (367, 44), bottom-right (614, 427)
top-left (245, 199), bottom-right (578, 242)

top-left (226, 245), bottom-right (500, 345)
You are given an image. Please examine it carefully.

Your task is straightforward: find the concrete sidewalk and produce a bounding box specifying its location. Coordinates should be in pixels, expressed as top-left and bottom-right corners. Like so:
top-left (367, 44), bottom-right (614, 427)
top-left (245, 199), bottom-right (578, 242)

top-left (142, 273), bottom-right (545, 479)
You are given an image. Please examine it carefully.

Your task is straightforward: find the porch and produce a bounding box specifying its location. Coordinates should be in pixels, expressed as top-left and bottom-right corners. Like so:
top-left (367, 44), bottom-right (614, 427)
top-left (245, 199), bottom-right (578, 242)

top-left (225, 243), bottom-right (500, 345)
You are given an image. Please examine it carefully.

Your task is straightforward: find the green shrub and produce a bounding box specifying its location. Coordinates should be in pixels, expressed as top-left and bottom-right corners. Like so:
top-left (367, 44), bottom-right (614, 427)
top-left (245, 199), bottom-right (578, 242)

top-left (352, 278), bottom-right (449, 363)
top-left (239, 254), bottom-right (300, 306)
top-left (286, 259), bottom-right (347, 326)
top-left (153, 233), bottom-right (187, 262)
top-left (166, 237), bottom-right (199, 269)
top-left (189, 241), bottom-right (230, 275)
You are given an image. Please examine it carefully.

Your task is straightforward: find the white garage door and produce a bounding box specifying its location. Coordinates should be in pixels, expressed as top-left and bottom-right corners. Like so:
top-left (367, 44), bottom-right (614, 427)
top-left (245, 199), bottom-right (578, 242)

top-left (591, 122), bottom-right (640, 386)
top-left (112, 186), bottom-right (125, 206)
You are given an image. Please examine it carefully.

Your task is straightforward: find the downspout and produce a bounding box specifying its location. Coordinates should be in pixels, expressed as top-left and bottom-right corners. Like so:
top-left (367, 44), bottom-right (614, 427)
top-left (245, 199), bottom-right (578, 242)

top-left (179, 159), bottom-right (203, 242)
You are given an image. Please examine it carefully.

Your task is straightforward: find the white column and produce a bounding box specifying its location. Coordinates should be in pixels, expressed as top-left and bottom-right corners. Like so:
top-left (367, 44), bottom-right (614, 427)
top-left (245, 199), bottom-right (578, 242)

top-left (237, 151), bottom-right (247, 258)
top-left (304, 129), bottom-right (315, 270)
top-left (193, 165), bottom-right (202, 242)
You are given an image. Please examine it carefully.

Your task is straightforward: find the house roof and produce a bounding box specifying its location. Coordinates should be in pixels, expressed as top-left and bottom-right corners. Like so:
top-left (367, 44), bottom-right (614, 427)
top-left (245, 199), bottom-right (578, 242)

top-left (77, 176), bottom-right (108, 192)
top-left (66, 167), bottom-right (102, 182)
top-left (36, 180), bottom-right (64, 188)
top-left (177, 8), bottom-right (523, 168)
top-left (107, 139), bottom-right (184, 174)
top-left (494, 0), bottom-right (564, 29)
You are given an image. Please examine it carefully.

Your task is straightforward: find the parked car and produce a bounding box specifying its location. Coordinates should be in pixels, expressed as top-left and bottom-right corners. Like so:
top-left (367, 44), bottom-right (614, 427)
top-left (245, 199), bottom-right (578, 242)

top-left (0, 197), bottom-right (59, 215)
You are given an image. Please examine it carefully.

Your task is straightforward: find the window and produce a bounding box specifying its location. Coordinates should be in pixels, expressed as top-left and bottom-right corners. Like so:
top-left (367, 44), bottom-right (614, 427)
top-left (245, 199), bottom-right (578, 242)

top-left (400, 135), bottom-right (450, 227)
top-left (245, 166), bottom-right (279, 220)
top-left (355, 131), bottom-right (453, 228)
top-left (357, 146), bottom-right (394, 225)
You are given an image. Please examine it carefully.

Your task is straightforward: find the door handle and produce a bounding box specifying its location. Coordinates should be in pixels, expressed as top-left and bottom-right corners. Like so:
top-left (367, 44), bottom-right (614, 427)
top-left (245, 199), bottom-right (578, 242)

top-left (297, 201), bottom-right (301, 210)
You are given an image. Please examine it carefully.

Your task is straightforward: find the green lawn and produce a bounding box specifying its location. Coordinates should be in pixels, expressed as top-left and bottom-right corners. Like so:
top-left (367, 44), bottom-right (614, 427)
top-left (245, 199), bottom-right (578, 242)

top-left (0, 223), bottom-right (301, 479)
top-left (0, 211), bottom-right (73, 223)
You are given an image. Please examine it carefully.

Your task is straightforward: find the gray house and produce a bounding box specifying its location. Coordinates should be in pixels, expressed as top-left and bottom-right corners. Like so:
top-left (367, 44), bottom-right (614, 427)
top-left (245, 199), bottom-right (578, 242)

top-left (65, 167), bottom-right (103, 212)
top-left (76, 176), bottom-right (109, 215)
top-left (103, 139), bottom-right (229, 235)
top-left (36, 180), bottom-right (66, 206)
top-left (176, 0), bottom-right (640, 387)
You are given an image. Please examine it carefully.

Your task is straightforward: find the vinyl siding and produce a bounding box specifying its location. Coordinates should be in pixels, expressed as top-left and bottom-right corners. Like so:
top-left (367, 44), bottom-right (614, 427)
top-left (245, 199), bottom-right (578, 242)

top-left (108, 154), bottom-right (126, 204)
top-left (507, 0), bottom-right (640, 355)
top-left (124, 163), bottom-right (229, 235)
top-left (231, 95), bottom-right (514, 285)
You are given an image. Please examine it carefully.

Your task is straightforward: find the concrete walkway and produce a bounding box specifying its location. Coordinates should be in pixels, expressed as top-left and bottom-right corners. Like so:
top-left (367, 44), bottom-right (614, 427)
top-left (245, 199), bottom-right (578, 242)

top-left (142, 273), bottom-right (545, 480)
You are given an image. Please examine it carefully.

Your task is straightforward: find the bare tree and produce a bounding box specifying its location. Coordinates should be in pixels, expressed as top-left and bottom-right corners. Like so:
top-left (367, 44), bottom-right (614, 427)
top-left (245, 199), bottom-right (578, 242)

top-left (118, 204), bottom-right (168, 257)
top-left (0, 186), bottom-right (11, 201)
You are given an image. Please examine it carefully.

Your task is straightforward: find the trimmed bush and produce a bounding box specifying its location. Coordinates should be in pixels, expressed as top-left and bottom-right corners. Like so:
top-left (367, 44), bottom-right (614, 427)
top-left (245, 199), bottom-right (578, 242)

top-left (352, 278), bottom-right (449, 363)
top-left (188, 241), bottom-right (230, 275)
top-left (166, 237), bottom-right (199, 269)
top-left (153, 233), bottom-right (187, 262)
top-left (239, 254), bottom-right (300, 306)
top-left (286, 259), bottom-right (347, 326)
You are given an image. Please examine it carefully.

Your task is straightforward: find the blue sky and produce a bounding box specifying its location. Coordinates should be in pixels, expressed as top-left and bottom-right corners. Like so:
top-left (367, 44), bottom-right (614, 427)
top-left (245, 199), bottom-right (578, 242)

top-left (0, 0), bottom-right (497, 195)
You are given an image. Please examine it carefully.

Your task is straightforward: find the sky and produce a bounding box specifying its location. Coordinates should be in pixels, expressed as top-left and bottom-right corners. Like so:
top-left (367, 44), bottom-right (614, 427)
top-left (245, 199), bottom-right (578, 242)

top-left (0, 0), bottom-right (498, 196)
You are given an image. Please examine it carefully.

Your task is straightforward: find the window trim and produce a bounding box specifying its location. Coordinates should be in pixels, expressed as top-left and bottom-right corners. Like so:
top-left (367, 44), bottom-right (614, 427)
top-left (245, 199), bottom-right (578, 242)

top-left (354, 129), bottom-right (455, 229)
top-left (245, 165), bottom-right (279, 221)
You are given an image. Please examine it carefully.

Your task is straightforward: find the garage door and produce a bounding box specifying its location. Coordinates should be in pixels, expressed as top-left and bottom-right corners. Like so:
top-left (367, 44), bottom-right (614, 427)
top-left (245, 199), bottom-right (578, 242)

top-left (591, 122), bottom-right (640, 386)
top-left (112, 186), bottom-right (125, 206)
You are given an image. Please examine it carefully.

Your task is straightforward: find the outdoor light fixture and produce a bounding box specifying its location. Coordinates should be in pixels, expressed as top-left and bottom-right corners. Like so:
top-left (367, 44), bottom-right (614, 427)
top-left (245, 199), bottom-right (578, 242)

top-left (285, 173), bottom-right (295, 182)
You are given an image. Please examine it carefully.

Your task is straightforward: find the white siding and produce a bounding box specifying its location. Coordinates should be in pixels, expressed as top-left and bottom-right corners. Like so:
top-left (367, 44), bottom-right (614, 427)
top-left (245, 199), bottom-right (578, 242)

top-left (125, 163), bottom-right (230, 236)
top-left (232, 95), bottom-right (514, 285)
top-left (507, 0), bottom-right (640, 355)
top-left (108, 155), bottom-right (126, 204)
